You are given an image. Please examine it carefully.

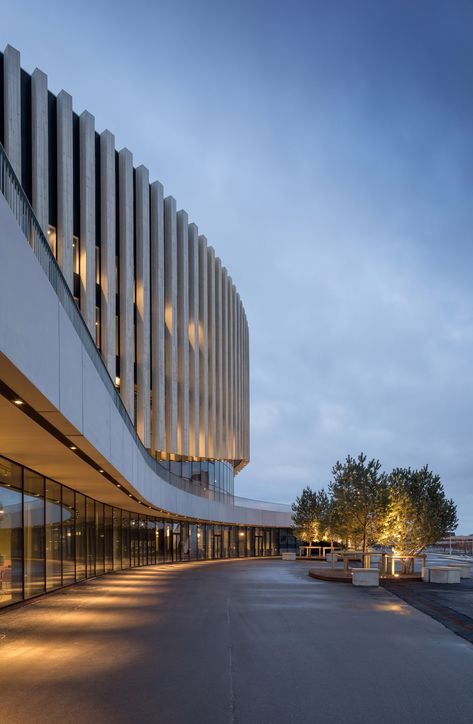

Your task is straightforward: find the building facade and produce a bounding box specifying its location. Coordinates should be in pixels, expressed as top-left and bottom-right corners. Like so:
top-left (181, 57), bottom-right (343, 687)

top-left (0, 45), bottom-right (293, 608)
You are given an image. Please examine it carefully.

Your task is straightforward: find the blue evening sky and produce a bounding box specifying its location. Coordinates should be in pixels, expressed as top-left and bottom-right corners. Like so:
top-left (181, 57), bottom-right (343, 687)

top-left (2, 1), bottom-right (473, 531)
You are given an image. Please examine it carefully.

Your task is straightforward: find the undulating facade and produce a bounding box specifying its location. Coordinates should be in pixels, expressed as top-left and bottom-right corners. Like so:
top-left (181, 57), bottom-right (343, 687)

top-left (0, 45), bottom-right (293, 608)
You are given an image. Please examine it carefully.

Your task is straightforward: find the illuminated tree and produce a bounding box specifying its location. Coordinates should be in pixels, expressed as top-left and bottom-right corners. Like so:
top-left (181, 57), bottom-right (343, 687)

top-left (329, 453), bottom-right (388, 552)
top-left (379, 466), bottom-right (458, 570)
top-left (291, 487), bottom-right (329, 543)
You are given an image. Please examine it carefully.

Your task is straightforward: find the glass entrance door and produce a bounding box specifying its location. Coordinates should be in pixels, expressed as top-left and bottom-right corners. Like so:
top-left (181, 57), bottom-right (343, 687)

top-left (255, 535), bottom-right (263, 557)
top-left (213, 535), bottom-right (222, 559)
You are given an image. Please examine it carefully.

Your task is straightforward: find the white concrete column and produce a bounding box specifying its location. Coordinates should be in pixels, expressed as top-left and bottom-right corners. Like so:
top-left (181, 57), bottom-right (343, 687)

top-left (214, 257), bottom-right (223, 459)
top-left (177, 209), bottom-right (190, 457)
top-left (222, 266), bottom-right (229, 459)
top-left (135, 165), bottom-right (151, 448)
top-left (57, 90), bottom-right (74, 290)
top-left (228, 278), bottom-right (234, 459)
top-left (79, 110), bottom-right (96, 336)
top-left (198, 235), bottom-right (209, 458)
top-left (236, 294), bottom-right (242, 460)
top-left (245, 315), bottom-right (250, 461)
top-left (31, 68), bottom-right (49, 234)
top-left (164, 196), bottom-right (178, 453)
top-left (100, 130), bottom-right (116, 381)
top-left (207, 246), bottom-right (216, 459)
top-left (188, 223), bottom-right (200, 458)
top-left (3, 45), bottom-right (21, 179)
top-left (150, 181), bottom-right (165, 453)
top-left (232, 285), bottom-right (238, 460)
top-left (118, 148), bottom-right (135, 422)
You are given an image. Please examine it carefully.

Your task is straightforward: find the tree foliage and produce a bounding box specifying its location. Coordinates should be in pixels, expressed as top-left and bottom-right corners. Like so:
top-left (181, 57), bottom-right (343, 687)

top-left (329, 453), bottom-right (388, 552)
top-left (291, 486), bottom-right (330, 542)
top-left (378, 465), bottom-right (458, 556)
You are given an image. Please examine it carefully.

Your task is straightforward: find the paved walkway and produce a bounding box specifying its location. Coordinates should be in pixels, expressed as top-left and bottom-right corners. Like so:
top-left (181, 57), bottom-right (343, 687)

top-left (1, 559), bottom-right (473, 723)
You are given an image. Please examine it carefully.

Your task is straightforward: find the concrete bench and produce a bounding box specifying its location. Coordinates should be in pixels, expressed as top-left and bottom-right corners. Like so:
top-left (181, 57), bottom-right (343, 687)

top-left (447, 564), bottom-right (472, 579)
top-left (281, 552), bottom-right (296, 561)
top-left (429, 567), bottom-right (461, 584)
top-left (352, 568), bottom-right (379, 586)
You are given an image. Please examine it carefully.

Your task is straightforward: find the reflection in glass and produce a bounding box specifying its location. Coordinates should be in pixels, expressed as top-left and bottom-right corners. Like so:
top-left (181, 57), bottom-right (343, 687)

top-left (104, 505), bottom-right (113, 572)
top-left (75, 493), bottom-right (86, 581)
top-left (86, 498), bottom-right (96, 578)
top-left (24, 470), bottom-right (45, 598)
top-left (62, 487), bottom-right (75, 584)
top-left (0, 459), bottom-right (23, 607)
top-left (113, 507), bottom-right (122, 570)
top-left (45, 480), bottom-right (62, 591)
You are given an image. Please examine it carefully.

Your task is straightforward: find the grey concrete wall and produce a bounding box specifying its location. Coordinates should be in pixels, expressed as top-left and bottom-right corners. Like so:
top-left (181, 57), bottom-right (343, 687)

top-left (118, 148), bottom-right (135, 422)
top-left (135, 165), bottom-right (151, 448)
top-left (151, 181), bottom-right (165, 453)
top-left (79, 111), bottom-right (96, 336)
top-left (31, 68), bottom-right (49, 234)
top-left (99, 130), bottom-right (116, 382)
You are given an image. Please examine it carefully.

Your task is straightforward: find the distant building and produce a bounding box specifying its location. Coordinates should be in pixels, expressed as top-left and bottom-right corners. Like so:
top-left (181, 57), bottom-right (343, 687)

top-left (0, 44), bottom-right (292, 608)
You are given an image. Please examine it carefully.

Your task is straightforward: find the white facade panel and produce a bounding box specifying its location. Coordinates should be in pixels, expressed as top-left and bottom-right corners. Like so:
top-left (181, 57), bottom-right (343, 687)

top-left (99, 130), bottom-right (116, 381)
top-left (56, 90), bottom-right (74, 290)
top-left (135, 165), bottom-right (151, 448)
top-left (118, 148), bottom-right (135, 422)
top-left (79, 110), bottom-right (96, 336)
top-left (150, 181), bottom-right (165, 453)
top-left (31, 68), bottom-right (49, 234)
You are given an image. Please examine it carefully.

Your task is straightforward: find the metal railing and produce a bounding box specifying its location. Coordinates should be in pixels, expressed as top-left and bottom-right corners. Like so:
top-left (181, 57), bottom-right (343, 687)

top-left (233, 496), bottom-right (291, 512)
top-left (0, 142), bottom-right (233, 503)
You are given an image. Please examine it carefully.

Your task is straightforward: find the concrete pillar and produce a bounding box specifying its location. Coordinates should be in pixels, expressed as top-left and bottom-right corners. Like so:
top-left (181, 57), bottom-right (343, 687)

top-left (207, 246), bottom-right (216, 458)
top-left (228, 278), bottom-right (234, 459)
top-left (118, 148), bottom-right (135, 422)
top-left (135, 165), bottom-right (151, 448)
top-left (198, 235), bottom-right (209, 458)
top-left (188, 223), bottom-right (200, 458)
top-left (79, 111), bottom-right (96, 336)
top-left (31, 68), bottom-right (49, 234)
top-left (3, 45), bottom-right (21, 179)
top-left (164, 196), bottom-right (178, 453)
top-left (100, 130), bottom-right (116, 381)
top-left (177, 209), bottom-right (190, 456)
top-left (222, 266), bottom-right (229, 459)
top-left (232, 284), bottom-right (238, 459)
top-left (245, 316), bottom-right (250, 461)
top-left (214, 257), bottom-right (223, 459)
top-left (150, 181), bottom-right (165, 453)
top-left (57, 90), bottom-right (74, 290)
top-left (236, 294), bottom-right (242, 460)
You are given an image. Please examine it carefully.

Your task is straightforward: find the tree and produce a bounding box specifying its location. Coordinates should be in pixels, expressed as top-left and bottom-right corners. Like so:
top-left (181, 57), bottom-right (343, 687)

top-left (291, 487), bottom-right (328, 543)
top-left (378, 465), bottom-right (458, 570)
top-left (329, 453), bottom-right (388, 552)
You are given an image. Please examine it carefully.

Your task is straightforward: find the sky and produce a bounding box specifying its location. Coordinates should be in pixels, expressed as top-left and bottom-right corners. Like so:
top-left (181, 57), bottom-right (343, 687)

top-left (2, 0), bottom-right (473, 531)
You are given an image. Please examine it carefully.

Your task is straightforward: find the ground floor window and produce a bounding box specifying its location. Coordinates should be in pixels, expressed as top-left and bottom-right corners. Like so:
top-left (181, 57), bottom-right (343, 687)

top-left (0, 453), bottom-right (291, 608)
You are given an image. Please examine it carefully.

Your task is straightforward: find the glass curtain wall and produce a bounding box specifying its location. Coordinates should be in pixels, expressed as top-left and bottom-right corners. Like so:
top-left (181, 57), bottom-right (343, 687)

top-left (0, 454), bottom-right (285, 609)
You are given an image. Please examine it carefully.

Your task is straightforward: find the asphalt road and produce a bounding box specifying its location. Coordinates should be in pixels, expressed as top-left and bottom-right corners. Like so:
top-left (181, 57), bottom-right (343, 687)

top-left (1, 559), bottom-right (473, 724)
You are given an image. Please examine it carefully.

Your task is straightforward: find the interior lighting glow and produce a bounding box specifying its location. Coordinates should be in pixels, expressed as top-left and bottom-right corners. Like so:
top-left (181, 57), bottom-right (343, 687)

top-left (13, 399), bottom-right (23, 405)
top-left (70, 446), bottom-right (77, 450)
